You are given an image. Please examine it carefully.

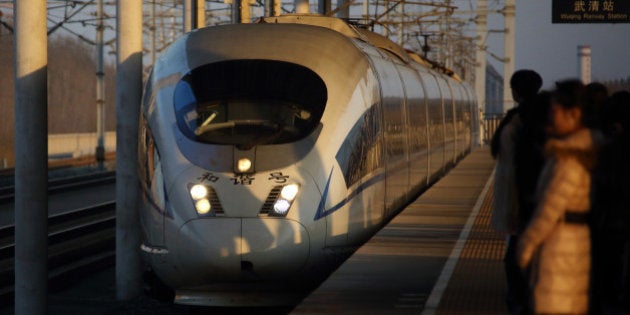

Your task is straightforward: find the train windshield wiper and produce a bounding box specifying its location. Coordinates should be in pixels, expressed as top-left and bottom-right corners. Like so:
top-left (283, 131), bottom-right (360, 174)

top-left (194, 111), bottom-right (218, 136)
top-left (194, 119), bottom-right (278, 137)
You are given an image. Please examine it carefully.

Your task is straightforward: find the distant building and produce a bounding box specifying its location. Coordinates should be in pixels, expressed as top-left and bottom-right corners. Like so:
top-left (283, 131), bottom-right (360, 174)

top-left (485, 64), bottom-right (504, 116)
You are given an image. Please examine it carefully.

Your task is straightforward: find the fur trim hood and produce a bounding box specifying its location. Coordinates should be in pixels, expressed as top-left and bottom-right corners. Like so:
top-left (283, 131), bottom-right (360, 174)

top-left (544, 128), bottom-right (603, 170)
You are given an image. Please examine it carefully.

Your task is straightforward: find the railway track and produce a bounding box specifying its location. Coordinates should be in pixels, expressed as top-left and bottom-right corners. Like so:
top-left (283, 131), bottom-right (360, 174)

top-left (0, 201), bottom-right (116, 305)
top-left (0, 171), bottom-right (116, 204)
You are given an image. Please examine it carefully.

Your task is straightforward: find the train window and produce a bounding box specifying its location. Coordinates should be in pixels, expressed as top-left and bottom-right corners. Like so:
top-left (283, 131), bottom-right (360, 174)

top-left (140, 122), bottom-right (159, 186)
top-left (174, 60), bottom-right (327, 149)
top-left (335, 106), bottom-right (383, 188)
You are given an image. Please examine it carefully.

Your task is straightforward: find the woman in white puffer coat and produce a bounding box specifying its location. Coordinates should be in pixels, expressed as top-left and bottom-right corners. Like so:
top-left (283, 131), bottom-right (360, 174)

top-left (517, 80), bottom-right (602, 314)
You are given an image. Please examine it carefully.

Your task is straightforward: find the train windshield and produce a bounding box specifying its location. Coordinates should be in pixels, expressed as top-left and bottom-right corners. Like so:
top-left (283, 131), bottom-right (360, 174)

top-left (174, 60), bottom-right (327, 149)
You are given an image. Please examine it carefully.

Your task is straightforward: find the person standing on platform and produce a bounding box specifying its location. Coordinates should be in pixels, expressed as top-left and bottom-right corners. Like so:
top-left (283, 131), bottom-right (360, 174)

top-left (517, 80), bottom-right (602, 315)
top-left (590, 90), bottom-right (630, 314)
top-left (490, 69), bottom-right (543, 315)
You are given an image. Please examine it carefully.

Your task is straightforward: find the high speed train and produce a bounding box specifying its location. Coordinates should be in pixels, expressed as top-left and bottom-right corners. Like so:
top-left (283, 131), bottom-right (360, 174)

top-left (138, 14), bottom-right (478, 306)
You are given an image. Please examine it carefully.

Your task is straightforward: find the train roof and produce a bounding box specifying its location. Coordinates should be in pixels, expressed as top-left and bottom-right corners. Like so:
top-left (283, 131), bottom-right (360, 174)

top-left (260, 14), bottom-right (461, 81)
top-left (262, 14), bottom-right (410, 64)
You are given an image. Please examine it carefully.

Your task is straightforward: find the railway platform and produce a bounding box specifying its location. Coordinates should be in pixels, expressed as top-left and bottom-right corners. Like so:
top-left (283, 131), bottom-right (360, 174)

top-left (292, 147), bottom-right (504, 314)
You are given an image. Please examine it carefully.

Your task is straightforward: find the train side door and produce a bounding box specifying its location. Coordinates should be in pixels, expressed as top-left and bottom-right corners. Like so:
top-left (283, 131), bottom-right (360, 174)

top-left (370, 56), bottom-right (409, 217)
top-left (397, 66), bottom-right (429, 193)
top-left (421, 73), bottom-right (446, 181)
top-left (433, 76), bottom-right (454, 167)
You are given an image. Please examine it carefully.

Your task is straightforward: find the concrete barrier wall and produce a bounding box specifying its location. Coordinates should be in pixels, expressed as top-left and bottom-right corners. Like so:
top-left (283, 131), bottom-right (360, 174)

top-left (48, 132), bottom-right (116, 158)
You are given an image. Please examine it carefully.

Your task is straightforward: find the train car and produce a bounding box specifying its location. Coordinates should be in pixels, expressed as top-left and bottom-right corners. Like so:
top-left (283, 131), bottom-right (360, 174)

top-left (138, 15), bottom-right (478, 306)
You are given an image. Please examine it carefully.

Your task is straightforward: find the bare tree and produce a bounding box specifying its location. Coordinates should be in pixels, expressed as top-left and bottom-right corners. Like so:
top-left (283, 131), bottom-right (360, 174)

top-left (0, 34), bottom-right (117, 168)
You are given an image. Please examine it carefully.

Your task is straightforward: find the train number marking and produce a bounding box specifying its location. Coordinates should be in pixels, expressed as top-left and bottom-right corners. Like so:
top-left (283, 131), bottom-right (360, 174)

top-left (232, 174), bottom-right (255, 185)
top-left (197, 172), bottom-right (220, 183)
top-left (268, 172), bottom-right (290, 183)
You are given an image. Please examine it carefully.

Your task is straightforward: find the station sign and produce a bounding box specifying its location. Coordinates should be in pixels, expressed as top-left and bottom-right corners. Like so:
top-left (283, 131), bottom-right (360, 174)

top-left (552, 0), bottom-right (630, 23)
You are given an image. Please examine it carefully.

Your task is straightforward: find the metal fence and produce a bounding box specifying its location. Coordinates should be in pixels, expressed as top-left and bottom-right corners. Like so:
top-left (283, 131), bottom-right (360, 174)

top-left (482, 114), bottom-right (504, 144)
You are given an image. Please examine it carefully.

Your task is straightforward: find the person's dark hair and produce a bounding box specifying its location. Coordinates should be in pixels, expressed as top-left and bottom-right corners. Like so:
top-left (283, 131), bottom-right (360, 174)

top-left (602, 90), bottom-right (630, 136)
top-left (583, 82), bottom-right (609, 129)
top-left (532, 90), bottom-right (552, 126)
top-left (552, 79), bottom-right (585, 110)
top-left (510, 69), bottom-right (543, 101)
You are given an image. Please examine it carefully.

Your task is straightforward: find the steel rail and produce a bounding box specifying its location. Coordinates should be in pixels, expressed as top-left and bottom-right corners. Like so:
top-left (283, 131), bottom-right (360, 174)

top-left (0, 201), bottom-right (116, 304)
top-left (0, 171), bottom-right (115, 204)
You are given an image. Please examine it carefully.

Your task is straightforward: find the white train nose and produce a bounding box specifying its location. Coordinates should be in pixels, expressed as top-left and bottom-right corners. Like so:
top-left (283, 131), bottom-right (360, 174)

top-left (176, 218), bottom-right (309, 282)
top-left (241, 218), bottom-right (310, 277)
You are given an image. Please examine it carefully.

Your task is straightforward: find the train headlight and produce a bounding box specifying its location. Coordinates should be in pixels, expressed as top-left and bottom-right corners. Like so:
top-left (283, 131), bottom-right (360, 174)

top-left (188, 184), bottom-right (224, 216)
top-left (190, 184), bottom-right (208, 200)
top-left (237, 158), bottom-right (252, 173)
top-left (280, 183), bottom-right (299, 201)
top-left (195, 199), bottom-right (211, 214)
top-left (273, 199), bottom-right (291, 215)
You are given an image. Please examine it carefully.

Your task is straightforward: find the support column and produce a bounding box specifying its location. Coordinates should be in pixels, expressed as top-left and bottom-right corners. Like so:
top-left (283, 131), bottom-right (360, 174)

top-left (184, 0), bottom-right (192, 32)
top-left (96, 0), bottom-right (105, 167)
top-left (274, 0), bottom-right (282, 16)
top-left (242, 0), bottom-right (251, 23)
top-left (116, 0), bottom-right (143, 300)
top-left (196, 0), bottom-right (206, 28)
top-left (503, 0), bottom-right (515, 112)
top-left (265, 0), bottom-right (273, 16)
top-left (318, 0), bottom-right (331, 15)
top-left (232, 0), bottom-right (241, 23)
top-left (295, 0), bottom-right (309, 14)
top-left (474, 0), bottom-right (487, 146)
top-left (14, 0), bottom-right (48, 312)
top-left (397, 1), bottom-right (404, 46)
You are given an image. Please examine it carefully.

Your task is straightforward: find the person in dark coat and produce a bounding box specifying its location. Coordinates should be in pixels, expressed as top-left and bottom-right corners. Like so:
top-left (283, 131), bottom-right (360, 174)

top-left (590, 90), bottom-right (630, 314)
top-left (490, 69), bottom-right (543, 315)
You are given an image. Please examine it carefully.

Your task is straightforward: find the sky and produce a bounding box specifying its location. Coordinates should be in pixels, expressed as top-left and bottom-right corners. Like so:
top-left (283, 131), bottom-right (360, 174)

top-left (2, 1), bottom-right (629, 88)
top-left (485, 1), bottom-right (630, 89)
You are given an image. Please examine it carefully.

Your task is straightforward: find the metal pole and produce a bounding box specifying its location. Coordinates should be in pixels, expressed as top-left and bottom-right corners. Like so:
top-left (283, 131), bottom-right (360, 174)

top-left (265, 0), bottom-right (273, 16)
top-left (445, 0), bottom-right (452, 69)
top-left (503, 0), bottom-right (515, 112)
top-left (116, 0), bottom-right (143, 300)
top-left (232, 0), bottom-right (241, 23)
top-left (196, 0), bottom-right (206, 28)
top-left (362, 0), bottom-right (368, 22)
top-left (274, 0), bottom-right (281, 16)
top-left (150, 0), bottom-right (157, 66)
top-left (336, 0), bottom-right (349, 18)
top-left (96, 0), bottom-right (105, 168)
top-left (474, 0), bottom-right (487, 146)
top-left (383, 0), bottom-right (390, 36)
top-left (242, 0), bottom-right (251, 23)
top-left (318, 0), bottom-right (331, 15)
top-left (295, 0), bottom-right (309, 14)
top-left (14, 0), bottom-right (48, 313)
top-left (184, 0), bottom-right (192, 32)
top-left (397, 1), bottom-right (403, 46)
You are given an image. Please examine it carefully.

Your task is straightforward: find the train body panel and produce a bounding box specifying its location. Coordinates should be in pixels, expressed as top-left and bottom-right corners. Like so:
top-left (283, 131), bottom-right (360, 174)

top-left (138, 15), bottom-right (477, 306)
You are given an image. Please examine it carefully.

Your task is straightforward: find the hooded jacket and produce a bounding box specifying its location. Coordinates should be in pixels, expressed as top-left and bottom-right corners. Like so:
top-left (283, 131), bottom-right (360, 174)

top-left (517, 128), bottom-right (601, 314)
